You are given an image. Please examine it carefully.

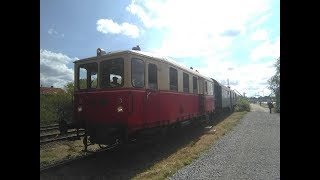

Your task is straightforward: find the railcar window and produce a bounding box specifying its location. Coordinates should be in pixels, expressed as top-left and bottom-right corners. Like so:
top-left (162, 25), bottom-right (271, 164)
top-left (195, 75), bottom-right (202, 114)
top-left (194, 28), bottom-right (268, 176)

top-left (148, 63), bottom-right (158, 89)
top-left (193, 76), bottom-right (198, 93)
top-left (169, 67), bottom-right (178, 91)
top-left (183, 73), bottom-right (189, 92)
top-left (208, 82), bottom-right (213, 95)
top-left (78, 63), bottom-right (98, 89)
top-left (132, 58), bottom-right (145, 88)
top-left (100, 58), bottom-right (124, 88)
top-left (205, 81), bottom-right (208, 94)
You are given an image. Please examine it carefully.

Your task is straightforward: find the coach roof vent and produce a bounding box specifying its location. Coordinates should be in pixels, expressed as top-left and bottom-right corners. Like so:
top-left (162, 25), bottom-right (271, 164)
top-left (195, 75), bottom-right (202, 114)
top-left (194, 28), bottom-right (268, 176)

top-left (132, 45), bottom-right (141, 51)
top-left (97, 48), bottom-right (107, 56)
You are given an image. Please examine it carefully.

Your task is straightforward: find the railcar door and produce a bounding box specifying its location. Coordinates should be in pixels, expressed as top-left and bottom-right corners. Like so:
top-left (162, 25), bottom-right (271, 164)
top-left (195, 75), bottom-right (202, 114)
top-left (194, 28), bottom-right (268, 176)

top-left (143, 63), bottom-right (160, 128)
top-left (214, 82), bottom-right (222, 110)
top-left (144, 89), bottom-right (160, 127)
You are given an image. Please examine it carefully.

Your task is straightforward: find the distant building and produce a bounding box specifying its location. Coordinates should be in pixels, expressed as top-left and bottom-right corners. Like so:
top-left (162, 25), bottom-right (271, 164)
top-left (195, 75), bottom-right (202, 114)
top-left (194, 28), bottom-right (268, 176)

top-left (40, 86), bottom-right (65, 94)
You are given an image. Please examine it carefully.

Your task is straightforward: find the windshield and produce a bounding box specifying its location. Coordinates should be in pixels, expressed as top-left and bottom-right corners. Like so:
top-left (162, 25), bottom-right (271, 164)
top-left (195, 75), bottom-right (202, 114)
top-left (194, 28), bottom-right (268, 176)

top-left (78, 62), bottom-right (98, 90)
top-left (100, 58), bottom-right (124, 88)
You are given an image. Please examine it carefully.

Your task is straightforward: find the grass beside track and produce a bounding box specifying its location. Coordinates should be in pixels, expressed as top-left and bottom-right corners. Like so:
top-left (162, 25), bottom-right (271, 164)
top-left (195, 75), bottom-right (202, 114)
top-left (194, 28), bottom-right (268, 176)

top-left (132, 111), bottom-right (248, 180)
top-left (40, 139), bottom-right (100, 166)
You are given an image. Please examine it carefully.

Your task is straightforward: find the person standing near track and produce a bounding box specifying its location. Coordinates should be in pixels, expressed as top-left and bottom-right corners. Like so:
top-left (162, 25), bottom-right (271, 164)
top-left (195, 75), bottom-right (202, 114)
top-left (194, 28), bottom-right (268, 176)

top-left (267, 100), bottom-right (274, 114)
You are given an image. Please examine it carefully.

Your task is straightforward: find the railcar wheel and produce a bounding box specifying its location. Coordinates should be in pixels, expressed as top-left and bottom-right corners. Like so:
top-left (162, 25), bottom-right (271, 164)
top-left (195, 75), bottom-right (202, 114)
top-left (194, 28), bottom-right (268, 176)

top-left (99, 144), bottom-right (108, 149)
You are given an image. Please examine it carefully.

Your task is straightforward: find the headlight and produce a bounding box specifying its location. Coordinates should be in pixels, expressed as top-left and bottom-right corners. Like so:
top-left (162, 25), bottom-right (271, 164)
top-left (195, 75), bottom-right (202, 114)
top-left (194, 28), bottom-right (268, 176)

top-left (117, 106), bottom-right (123, 112)
top-left (77, 106), bottom-right (83, 112)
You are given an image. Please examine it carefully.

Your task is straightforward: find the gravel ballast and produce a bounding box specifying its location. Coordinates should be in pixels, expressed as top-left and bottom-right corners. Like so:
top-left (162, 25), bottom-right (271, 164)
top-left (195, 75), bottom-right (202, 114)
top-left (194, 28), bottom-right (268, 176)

top-left (169, 104), bottom-right (280, 180)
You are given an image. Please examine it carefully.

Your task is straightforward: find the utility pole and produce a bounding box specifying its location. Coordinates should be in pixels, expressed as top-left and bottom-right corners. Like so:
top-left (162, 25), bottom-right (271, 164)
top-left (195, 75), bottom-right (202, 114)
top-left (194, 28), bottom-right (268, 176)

top-left (243, 92), bottom-right (246, 97)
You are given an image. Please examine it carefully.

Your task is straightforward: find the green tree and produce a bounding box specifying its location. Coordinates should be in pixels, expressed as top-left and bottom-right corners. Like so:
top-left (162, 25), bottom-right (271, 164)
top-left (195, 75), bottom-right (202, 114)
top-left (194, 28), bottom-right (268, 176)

top-left (40, 93), bottom-right (71, 125)
top-left (40, 82), bottom-right (74, 126)
top-left (65, 81), bottom-right (74, 97)
top-left (234, 96), bottom-right (251, 112)
top-left (268, 57), bottom-right (280, 112)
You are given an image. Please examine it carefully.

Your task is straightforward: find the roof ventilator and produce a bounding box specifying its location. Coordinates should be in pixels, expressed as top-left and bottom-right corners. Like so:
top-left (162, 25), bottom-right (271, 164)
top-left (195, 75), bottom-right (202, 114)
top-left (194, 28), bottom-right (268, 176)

top-left (132, 45), bottom-right (141, 51)
top-left (97, 48), bottom-right (107, 56)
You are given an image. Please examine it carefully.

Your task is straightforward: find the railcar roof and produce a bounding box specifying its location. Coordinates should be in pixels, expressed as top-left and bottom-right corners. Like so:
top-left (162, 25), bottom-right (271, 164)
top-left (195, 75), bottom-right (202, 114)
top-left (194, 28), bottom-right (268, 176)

top-left (74, 49), bottom-right (214, 81)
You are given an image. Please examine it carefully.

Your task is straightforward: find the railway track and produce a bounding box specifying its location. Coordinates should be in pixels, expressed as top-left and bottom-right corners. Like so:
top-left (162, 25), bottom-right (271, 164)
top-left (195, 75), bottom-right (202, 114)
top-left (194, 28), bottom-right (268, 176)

top-left (40, 124), bottom-right (59, 133)
top-left (40, 124), bottom-right (85, 144)
top-left (40, 123), bottom-right (59, 129)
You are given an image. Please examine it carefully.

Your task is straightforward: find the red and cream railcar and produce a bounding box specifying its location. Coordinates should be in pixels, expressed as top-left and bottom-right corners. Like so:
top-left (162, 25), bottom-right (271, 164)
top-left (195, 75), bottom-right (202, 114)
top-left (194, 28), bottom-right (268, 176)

top-left (73, 48), bottom-right (216, 148)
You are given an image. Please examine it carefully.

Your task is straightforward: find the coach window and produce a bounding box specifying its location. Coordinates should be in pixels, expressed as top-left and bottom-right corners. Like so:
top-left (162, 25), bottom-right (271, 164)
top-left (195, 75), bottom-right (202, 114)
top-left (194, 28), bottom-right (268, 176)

top-left (148, 63), bottom-right (158, 89)
top-left (169, 67), bottom-right (178, 91)
top-left (78, 62), bottom-right (98, 90)
top-left (193, 76), bottom-right (198, 93)
top-left (132, 58), bottom-right (145, 88)
top-left (183, 73), bottom-right (189, 92)
top-left (208, 82), bottom-right (213, 95)
top-left (204, 81), bottom-right (208, 94)
top-left (100, 58), bottom-right (124, 88)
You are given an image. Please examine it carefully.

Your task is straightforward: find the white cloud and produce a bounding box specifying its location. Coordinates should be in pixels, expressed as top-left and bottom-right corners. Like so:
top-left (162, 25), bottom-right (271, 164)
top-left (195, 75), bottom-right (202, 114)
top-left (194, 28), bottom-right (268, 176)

top-left (96, 19), bottom-right (140, 38)
top-left (126, 0), bottom-right (280, 95)
top-left (251, 29), bottom-right (269, 41)
top-left (127, 0), bottom-right (271, 58)
top-left (125, 0), bottom-right (277, 97)
top-left (48, 28), bottom-right (64, 38)
top-left (194, 57), bottom-right (276, 97)
top-left (250, 13), bottom-right (272, 29)
top-left (40, 49), bottom-right (77, 88)
top-left (127, 0), bottom-right (270, 30)
top-left (251, 36), bottom-right (280, 61)
top-left (48, 28), bottom-right (57, 35)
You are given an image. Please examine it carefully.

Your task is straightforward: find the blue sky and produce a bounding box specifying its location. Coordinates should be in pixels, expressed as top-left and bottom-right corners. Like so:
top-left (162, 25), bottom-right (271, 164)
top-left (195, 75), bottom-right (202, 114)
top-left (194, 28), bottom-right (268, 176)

top-left (40, 0), bottom-right (279, 97)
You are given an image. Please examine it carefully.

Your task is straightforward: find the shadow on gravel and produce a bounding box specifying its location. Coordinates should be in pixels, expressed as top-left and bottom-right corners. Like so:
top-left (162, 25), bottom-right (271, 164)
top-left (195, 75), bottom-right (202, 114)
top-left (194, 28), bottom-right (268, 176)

top-left (40, 112), bottom-right (232, 179)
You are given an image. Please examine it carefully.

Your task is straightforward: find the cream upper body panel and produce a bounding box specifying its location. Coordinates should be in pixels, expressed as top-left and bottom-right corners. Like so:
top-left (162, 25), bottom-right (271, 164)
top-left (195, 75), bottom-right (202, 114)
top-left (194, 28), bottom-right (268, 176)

top-left (74, 50), bottom-right (215, 94)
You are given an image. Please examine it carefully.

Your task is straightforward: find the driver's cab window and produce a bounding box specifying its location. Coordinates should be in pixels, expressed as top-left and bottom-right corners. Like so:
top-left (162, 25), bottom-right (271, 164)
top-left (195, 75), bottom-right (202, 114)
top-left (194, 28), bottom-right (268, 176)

top-left (78, 63), bottom-right (98, 89)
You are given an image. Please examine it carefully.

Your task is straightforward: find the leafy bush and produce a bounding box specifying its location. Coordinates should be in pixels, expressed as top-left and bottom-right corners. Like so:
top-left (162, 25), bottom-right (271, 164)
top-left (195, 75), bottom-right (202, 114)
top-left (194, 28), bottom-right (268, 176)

top-left (40, 82), bottom-right (74, 126)
top-left (234, 97), bottom-right (251, 112)
top-left (268, 57), bottom-right (280, 113)
top-left (40, 93), bottom-right (72, 126)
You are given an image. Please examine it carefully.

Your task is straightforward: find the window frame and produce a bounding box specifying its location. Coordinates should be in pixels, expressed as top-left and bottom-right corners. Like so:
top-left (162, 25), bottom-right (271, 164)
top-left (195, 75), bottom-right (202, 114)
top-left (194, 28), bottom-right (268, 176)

top-left (131, 58), bottom-right (145, 88)
top-left (183, 72), bottom-right (189, 93)
top-left (193, 76), bottom-right (198, 94)
top-left (169, 67), bottom-right (178, 91)
top-left (99, 58), bottom-right (124, 89)
top-left (148, 63), bottom-right (158, 90)
top-left (78, 62), bottom-right (98, 90)
top-left (204, 81), bottom-right (208, 94)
